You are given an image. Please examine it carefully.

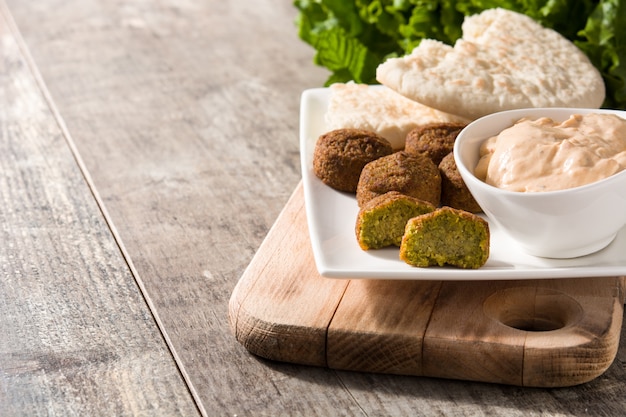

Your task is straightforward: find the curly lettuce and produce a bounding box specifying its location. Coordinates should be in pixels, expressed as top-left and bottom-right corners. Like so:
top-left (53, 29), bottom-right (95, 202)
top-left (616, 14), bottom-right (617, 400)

top-left (294, 0), bottom-right (625, 108)
top-left (577, 0), bottom-right (626, 108)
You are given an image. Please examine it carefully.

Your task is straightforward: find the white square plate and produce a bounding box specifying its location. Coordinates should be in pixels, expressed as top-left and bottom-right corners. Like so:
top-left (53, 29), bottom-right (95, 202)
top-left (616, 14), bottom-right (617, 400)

top-left (299, 87), bottom-right (626, 280)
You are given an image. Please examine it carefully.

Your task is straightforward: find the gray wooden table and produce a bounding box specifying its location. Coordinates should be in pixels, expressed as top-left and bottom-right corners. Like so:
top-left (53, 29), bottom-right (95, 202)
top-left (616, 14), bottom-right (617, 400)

top-left (1, 1), bottom-right (625, 415)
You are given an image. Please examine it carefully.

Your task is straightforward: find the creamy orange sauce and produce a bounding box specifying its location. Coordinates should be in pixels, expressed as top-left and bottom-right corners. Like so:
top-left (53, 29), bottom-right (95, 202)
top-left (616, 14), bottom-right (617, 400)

top-left (475, 114), bottom-right (626, 192)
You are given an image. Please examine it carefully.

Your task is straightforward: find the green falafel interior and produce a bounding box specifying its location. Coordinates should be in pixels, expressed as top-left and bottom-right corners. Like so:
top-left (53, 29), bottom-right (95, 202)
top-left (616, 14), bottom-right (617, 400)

top-left (356, 191), bottom-right (435, 250)
top-left (400, 207), bottom-right (490, 269)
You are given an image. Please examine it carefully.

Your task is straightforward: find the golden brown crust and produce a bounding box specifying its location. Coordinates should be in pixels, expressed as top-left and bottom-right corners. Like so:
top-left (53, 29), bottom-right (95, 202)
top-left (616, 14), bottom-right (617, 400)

top-left (438, 152), bottom-right (482, 213)
top-left (356, 151), bottom-right (441, 207)
top-left (404, 122), bottom-right (466, 165)
top-left (313, 128), bottom-right (393, 193)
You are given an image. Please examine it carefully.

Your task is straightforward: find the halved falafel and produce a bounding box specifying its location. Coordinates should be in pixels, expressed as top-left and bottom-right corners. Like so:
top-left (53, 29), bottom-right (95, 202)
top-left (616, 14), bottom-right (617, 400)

top-left (399, 207), bottom-right (490, 269)
top-left (355, 191), bottom-right (436, 250)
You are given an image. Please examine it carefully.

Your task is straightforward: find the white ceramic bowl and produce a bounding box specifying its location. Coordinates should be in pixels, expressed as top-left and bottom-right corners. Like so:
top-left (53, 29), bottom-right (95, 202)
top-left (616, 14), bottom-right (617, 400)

top-left (454, 107), bottom-right (626, 258)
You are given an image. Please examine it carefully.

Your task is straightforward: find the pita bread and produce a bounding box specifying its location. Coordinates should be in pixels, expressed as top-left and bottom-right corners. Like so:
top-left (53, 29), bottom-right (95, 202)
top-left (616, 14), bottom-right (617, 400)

top-left (376, 8), bottom-right (605, 120)
top-left (325, 82), bottom-right (469, 150)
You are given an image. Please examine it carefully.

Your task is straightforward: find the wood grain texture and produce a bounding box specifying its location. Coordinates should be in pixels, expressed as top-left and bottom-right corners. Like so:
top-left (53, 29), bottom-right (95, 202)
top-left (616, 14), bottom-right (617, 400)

top-left (4, 1), bottom-right (365, 415)
top-left (230, 188), bottom-right (349, 366)
top-left (328, 279), bottom-right (442, 376)
top-left (6, 0), bottom-right (626, 415)
top-left (231, 183), bottom-right (625, 388)
top-left (0, 4), bottom-right (199, 416)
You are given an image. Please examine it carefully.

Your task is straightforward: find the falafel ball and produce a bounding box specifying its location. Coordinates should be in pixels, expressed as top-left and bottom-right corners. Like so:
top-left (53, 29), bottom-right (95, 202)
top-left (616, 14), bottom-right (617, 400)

top-left (356, 151), bottom-right (441, 208)
top-left (404, 122), bottom-right (466, 165)
top-left (313, 128), bottom-right (393, 193)
top-left (355, 191), bottom-right (436, 250)
top-left (399, 207), bottom-right (490, 269)
top-left (439, 152), bottom-right (482, 213)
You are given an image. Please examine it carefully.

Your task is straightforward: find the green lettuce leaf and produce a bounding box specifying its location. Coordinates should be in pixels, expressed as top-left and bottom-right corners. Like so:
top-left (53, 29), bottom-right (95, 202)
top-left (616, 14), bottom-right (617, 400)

top-left (577, 0), bottom-right (626, 108)
top-left (294, 0), bottom-right (625, 108)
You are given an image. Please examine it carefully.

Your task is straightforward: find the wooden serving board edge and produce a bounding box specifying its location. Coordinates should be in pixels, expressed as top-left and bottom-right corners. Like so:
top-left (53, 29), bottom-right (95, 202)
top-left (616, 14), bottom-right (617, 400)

top-left (229, 182), bottom-right (625, 387)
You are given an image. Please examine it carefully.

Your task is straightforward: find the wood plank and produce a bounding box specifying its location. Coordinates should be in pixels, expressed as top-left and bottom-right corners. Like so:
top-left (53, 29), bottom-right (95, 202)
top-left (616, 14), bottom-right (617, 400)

top-left (422, 281), bottom-right (527, 385)
top-left (7, 0), bottom-right (626, 415)
top-left (328, 279), bottom-right (442, 375)
top-left (522, 279), bottom-right (625, 386)
top-left (231, 183), bottom-right (625, 387)
top-left (424, 278), bottom-right (626, 387)
top-left (230, 187), bottom-right (349, 366)
top-left (3, 1), bottom-right (365, 415)
top-left (0, 4), bottom-right (199, 416)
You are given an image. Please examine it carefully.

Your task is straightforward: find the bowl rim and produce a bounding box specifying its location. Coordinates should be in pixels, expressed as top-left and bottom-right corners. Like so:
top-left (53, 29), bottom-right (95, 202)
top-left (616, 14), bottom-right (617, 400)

top-left (453, 107), bottom-right (626, 197)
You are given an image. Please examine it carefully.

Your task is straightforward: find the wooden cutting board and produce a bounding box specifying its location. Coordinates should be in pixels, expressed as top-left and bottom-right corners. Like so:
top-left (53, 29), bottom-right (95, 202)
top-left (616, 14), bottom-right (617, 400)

top-left (229, 182), bottom-right (625, 387)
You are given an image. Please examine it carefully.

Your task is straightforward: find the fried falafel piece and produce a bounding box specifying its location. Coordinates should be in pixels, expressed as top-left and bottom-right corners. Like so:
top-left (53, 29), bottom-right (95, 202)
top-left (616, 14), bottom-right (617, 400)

top-left (313, 128), bottom-right (393, 193)
top-left (356, 151), bottom-right (441, 208)
top-left (404, 122), bottom-right (467, 165)
top-left (355, 191), bottom-right (436, 250)
top-left (439, 152), bottom-right (482, 213)
top-left (399, 207), bottom-right (490, 269)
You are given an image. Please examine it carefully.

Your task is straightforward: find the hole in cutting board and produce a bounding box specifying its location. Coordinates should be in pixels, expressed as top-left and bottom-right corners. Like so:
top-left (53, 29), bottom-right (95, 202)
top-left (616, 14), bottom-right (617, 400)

top-left (483, 287), bottom-right (584, 332)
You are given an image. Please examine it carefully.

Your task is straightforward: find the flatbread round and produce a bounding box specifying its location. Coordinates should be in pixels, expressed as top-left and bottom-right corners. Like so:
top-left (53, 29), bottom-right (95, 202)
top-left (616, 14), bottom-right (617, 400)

top-left (325, 82), bottom-right (469, 150)
top-left (376, 8), bottom-right (605, 120)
